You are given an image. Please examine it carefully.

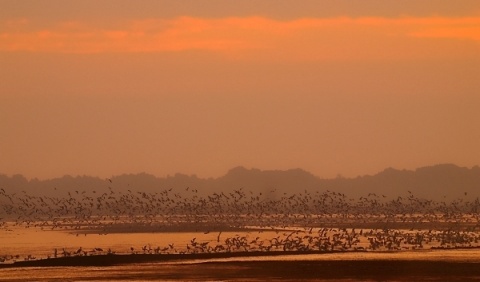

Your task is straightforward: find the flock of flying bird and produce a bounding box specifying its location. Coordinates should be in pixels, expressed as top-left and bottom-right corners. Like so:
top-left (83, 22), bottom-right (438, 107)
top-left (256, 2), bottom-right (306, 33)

top-left (1, 184), bottom-right (480, 263)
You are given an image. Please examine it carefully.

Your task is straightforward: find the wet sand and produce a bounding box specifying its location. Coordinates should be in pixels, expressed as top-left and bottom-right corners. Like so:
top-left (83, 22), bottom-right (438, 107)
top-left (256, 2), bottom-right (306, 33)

top-left (2, 251), bottom-right (480, 281)
top-left (1, 260), bottom-right (480, 281)
top-left (183, 260), bottom-right (480, 281)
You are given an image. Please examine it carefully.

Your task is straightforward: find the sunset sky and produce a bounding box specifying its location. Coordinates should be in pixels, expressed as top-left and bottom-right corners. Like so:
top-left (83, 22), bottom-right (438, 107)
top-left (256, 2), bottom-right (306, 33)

top-left (1, 0), bottom-right (480, 180)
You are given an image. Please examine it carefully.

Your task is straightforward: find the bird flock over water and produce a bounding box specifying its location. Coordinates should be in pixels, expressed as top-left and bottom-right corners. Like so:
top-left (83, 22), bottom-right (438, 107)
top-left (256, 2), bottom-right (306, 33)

top-left (1, 185), bottom-right (480, 263)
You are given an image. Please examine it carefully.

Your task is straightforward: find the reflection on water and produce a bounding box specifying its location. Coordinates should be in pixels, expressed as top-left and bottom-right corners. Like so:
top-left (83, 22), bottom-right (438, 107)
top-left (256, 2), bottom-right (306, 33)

top-left (190, 248), bottom-right (480, 263)
top-left (2, 224), bottom-right (480, 261)
top-left (2, 223), bottom-right (480, 261)
top-left (2, 225), bottom-right (480, 281)
top-left (1, 225), bottom-right (279, 259)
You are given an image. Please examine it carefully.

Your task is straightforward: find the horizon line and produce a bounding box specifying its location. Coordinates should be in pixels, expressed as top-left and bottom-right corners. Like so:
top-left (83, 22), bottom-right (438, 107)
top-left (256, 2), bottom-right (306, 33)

top-left (2, 163), bottom-right (478, 182)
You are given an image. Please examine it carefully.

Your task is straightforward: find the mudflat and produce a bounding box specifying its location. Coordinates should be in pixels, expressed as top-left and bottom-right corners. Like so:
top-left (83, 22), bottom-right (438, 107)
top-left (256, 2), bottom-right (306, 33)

top-left (2, 252), bottom-right (480, 281)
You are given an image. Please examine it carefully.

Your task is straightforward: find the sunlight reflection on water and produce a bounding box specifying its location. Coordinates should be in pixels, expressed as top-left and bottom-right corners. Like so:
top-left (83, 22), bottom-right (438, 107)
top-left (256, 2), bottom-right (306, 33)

top-left (2, 225), bottom-right (480, 281)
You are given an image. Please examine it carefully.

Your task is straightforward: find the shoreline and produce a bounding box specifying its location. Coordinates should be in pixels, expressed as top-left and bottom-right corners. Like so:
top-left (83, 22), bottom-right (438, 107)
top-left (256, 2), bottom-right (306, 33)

top-left (2, 247), bottom-right (480, 268)
top-left (0, 250), bottom-right (359, 268)
top-left (2, 251), bottom-right (480, 281)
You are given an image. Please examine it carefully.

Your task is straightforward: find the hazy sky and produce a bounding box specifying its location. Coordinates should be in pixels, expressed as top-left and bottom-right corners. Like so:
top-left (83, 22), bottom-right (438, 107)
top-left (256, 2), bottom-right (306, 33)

top-left (1, 1), bottom-right (480, 180)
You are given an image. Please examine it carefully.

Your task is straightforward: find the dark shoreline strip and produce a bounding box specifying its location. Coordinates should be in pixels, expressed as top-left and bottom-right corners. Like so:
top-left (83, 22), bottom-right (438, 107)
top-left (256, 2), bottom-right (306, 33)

top-left (2, 255), bottom-right (480, 281)
top-left (4, 247), bottom-right (480, 268)
top-left (1, 250), bottom-right (353, 268)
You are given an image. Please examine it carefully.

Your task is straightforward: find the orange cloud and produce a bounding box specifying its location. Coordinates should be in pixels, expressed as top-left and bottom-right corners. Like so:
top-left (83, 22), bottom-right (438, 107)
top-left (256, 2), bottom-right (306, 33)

top-left (0, 16), bottom-right (479, 60)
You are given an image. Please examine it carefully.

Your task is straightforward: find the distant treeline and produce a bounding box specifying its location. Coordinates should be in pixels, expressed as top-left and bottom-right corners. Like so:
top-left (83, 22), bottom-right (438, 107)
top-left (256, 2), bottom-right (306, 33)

top-left (1, 164), bottom-right (479, 201)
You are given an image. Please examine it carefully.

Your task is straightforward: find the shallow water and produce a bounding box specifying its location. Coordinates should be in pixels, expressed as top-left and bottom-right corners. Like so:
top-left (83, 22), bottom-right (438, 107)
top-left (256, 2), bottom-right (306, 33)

top-left (1, 225), bottom-right (285, 260)
top-left (4, 223), bottom-right (473, 260)
top-left (2, 224), bottom-right (480, 281)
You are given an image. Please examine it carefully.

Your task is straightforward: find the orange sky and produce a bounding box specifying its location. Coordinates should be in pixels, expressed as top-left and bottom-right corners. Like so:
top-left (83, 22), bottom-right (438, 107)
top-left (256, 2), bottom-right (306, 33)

top-left (1, 1), bottom-right (480, 180)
